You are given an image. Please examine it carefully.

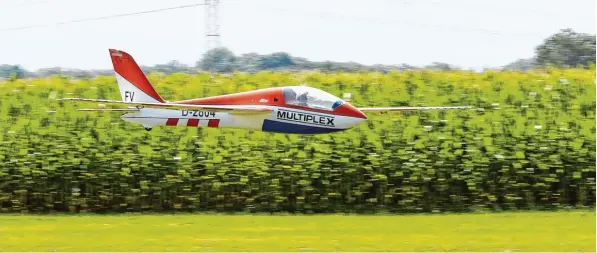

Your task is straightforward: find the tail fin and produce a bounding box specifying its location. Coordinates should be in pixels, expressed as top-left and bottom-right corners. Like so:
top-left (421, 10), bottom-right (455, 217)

top-left (109, 49), bottom-right (166, 103)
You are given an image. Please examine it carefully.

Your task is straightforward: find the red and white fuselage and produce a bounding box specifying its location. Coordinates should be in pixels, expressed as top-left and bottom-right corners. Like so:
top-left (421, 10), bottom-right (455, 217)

top-left (120, 87), bottom-right (369, 134)
top-left (60, 49), bottom-right (472, 134)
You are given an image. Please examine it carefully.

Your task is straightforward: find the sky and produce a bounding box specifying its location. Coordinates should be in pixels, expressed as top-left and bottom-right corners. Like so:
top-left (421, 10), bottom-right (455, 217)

top-left (0, 0), bottom-right (595, 71)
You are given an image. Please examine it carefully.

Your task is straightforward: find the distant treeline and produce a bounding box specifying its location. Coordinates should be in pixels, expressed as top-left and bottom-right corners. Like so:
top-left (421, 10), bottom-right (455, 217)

top-left (1, 28), bottom-right (594, 80)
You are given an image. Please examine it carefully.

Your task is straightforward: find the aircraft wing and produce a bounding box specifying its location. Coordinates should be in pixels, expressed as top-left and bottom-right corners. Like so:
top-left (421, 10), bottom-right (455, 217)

top-left (358, 106), bottom-right (473, 111)
top-left (58, 98), bottom-right (273, 115)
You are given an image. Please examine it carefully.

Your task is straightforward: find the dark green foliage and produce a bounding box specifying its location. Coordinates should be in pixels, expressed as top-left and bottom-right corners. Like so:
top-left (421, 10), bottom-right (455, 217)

top-left (536, 29), bottom-right (596, 68)
top-left (0, 69), bottom-right (594, 213)
top-left (197, 47), bottom-right (238, 73)
top-left (258, 52), bottom-right (295, 69)
top-left (0, 64), bottom-right (26, 79)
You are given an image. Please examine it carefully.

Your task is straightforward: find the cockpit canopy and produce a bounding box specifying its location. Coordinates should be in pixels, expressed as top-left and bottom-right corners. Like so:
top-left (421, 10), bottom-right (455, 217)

top-left (282, 86), bottom-right (344, 110)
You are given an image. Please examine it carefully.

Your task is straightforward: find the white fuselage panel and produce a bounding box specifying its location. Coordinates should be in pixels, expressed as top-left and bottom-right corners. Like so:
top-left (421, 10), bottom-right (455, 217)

top-left (120, 107), bottom-right (366, 134)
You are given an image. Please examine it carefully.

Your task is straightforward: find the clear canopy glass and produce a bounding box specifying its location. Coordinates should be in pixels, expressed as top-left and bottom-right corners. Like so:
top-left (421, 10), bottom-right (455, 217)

top-left (282, 86), bottom-right (344, 110)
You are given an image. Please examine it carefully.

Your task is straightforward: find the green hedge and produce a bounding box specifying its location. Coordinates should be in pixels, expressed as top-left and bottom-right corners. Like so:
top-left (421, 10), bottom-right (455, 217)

top-left (0, 69), bottom-right (595, 213)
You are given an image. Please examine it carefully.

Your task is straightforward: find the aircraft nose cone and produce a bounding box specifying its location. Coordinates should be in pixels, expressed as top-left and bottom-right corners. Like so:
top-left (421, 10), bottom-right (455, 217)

top-left (336, 103), bottom-right (367, 120)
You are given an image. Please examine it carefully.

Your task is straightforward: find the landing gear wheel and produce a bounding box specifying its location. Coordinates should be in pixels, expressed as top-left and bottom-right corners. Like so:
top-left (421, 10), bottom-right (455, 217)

top-left (144, 127), bottom-right (152, 131)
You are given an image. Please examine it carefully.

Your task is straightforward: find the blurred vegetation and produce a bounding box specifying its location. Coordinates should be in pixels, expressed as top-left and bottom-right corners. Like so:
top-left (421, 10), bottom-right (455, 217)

top-left (0, 67), bottom-right (595, 213)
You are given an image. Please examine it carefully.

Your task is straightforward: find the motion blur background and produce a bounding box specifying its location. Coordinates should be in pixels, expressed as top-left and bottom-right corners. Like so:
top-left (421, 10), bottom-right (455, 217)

top-left (0, 0), bottom-right (595, 251)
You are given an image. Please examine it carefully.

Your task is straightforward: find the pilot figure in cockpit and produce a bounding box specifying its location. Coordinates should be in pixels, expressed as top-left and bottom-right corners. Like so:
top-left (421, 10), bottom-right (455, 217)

top-left (296, 92), bottom-right (309, 106)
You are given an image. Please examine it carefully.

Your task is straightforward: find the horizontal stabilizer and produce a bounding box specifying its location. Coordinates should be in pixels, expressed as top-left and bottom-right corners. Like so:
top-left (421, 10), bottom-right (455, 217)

top-left (59, 98), bottom-right (273, 114)
top-left (76, 108), bottom-right (140, 112)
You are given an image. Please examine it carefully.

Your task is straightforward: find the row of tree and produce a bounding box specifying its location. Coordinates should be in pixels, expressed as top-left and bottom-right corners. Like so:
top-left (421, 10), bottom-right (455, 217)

top-left (1, 28), bottom-right (594, 80)
top-left (502, 29), bottom-right (596, 71)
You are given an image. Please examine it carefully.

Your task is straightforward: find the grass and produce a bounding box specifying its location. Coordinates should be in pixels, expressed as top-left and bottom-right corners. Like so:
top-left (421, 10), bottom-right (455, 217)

top-left (0, 211), bottom-right (594, 252)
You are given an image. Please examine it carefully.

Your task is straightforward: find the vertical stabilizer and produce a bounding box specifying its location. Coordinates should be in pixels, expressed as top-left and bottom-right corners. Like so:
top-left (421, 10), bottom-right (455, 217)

top-left (109, 49), bottom-right (165, 103)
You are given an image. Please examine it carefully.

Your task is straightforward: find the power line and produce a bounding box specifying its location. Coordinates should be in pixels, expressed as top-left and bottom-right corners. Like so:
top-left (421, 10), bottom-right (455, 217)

top-left (1, 0), bottom-right (568, 36)
top-left (256, 6), bottom-right (550, 37)
top-left (0, 0), bottom-right (50, 9)
top-left (0, 3), bottom-right (206, 32)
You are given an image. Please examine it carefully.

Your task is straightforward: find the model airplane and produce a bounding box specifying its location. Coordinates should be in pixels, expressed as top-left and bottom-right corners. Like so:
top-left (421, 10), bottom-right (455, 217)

top-left (59, 49), bottom-right (472, 134)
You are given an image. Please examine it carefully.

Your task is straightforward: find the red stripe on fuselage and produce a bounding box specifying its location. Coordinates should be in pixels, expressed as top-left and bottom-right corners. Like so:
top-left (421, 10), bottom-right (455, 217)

top-left (171, 87), bottom-right (366, 119)
top-left (208, 119), bottom-right (220, 128)
top-left (187, 119), bottom-right (199, 127)
top-left (174, 87), bottom-right (283, 107)
top-left (166, 118), bottom-right (179, 126)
